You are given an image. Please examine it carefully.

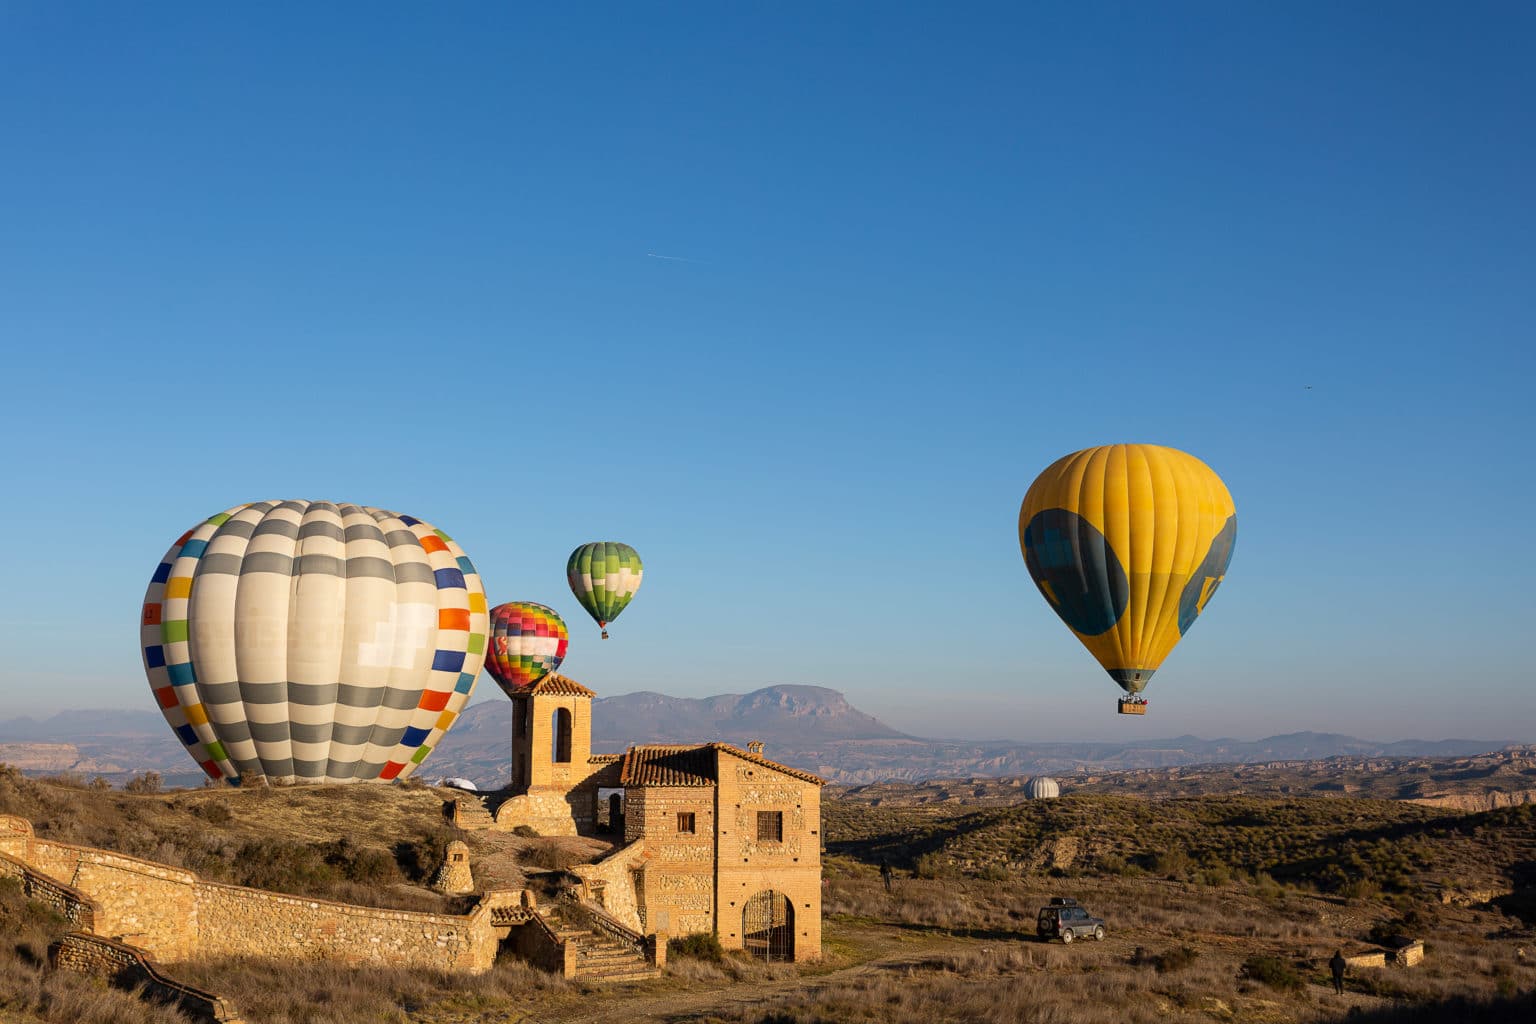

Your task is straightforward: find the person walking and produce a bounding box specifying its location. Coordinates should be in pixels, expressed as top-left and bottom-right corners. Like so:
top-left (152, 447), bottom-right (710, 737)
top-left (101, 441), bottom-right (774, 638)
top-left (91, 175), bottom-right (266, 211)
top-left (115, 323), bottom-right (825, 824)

top-left (1329, 949), bottom-right (1347, 995)
top-left (879, 858), bottom-right (893, 893)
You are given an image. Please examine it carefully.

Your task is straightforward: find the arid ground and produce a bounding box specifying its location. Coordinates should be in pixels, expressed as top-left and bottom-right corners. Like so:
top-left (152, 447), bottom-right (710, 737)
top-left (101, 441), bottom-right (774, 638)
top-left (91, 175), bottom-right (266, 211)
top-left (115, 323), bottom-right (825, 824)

top-left (2, 764), bottom-right (1533, 1024)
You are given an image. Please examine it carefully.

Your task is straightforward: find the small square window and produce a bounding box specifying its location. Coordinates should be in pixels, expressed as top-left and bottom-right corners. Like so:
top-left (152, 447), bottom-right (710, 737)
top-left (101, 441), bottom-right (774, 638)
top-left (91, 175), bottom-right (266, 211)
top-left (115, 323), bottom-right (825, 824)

top-left (756, 810), bottom-right (783, 842)
top-left (677, 812), bottom-right (695, 834)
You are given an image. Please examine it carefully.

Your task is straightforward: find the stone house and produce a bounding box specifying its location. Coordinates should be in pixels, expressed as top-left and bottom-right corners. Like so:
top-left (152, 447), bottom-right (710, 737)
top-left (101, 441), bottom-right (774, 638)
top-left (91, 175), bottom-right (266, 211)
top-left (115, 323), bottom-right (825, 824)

top-left (486, 674), bottom-right (823, 961)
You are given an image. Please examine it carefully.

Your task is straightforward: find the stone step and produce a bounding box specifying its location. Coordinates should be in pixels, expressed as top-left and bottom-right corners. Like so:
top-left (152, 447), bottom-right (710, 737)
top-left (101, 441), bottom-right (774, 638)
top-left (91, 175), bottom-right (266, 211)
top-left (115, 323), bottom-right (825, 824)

top-left (446, 797), bottom-right (498, 830)
top-left (577, 948), bottom-right (646, 965)
top-left (576, 966), bottom-right (662, 983)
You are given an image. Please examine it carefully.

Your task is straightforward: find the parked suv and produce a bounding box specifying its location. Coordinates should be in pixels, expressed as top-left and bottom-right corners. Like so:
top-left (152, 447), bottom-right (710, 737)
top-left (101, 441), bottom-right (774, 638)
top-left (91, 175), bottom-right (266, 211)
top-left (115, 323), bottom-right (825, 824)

top-left (1036, 897), bottom-right (1106, 943)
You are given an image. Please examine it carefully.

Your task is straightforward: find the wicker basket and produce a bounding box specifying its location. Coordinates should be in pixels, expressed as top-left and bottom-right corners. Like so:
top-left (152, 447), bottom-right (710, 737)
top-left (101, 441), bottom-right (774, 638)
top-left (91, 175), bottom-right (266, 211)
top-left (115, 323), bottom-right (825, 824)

top-left (1117, 701), bottom-right (1147, 716)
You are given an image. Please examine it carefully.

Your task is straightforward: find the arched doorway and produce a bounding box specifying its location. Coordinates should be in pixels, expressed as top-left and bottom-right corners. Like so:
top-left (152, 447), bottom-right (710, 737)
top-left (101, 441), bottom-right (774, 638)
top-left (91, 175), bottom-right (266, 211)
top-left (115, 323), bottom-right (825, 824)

top-left (743, 890), bottom-right (794, 962)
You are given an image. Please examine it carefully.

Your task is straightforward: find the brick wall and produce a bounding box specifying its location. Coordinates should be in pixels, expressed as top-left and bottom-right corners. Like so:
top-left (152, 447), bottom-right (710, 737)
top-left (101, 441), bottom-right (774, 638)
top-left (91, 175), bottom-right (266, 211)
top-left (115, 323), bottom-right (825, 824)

top-left (633, 786), bottom-right (715, 937)
top-left (714, 751), bottom-right (822, 961)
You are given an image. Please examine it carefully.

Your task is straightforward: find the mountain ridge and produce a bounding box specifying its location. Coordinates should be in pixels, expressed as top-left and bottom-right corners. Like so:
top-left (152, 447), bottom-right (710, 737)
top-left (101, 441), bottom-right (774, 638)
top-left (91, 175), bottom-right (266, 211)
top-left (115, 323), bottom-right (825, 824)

top-left (0, 685), bottom-right (1516, 788)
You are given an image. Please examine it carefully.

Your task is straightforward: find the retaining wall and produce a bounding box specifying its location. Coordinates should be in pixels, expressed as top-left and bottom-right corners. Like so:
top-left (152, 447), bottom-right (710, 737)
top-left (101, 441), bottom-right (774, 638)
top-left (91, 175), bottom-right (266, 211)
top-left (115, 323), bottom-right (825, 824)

top-left (193, 880), bottom-right (498, 972)
top-left (0, 813), bottom-right (507, 974)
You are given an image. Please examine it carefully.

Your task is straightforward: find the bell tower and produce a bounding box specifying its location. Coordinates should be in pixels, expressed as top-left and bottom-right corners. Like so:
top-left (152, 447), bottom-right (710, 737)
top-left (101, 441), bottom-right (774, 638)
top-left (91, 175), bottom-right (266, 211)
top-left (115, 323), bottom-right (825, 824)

top-left (509, 674), bottom-right (595, 794)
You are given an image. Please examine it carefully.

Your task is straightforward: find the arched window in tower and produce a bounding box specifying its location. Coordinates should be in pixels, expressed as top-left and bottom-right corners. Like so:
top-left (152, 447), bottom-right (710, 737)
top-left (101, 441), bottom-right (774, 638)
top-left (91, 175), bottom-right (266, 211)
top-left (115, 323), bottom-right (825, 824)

top-left (551, 707), bottom-right (572, 763)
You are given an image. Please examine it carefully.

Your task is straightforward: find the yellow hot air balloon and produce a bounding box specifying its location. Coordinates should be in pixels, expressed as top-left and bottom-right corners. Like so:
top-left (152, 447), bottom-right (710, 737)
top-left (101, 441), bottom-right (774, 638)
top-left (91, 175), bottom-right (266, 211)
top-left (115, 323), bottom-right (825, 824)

top-left (1019, 445), bottom-right (1236, 715)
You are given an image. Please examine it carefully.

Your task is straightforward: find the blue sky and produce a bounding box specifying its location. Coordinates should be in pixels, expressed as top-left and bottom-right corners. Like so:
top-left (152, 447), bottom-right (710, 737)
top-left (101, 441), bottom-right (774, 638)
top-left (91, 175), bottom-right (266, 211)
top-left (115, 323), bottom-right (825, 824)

top-left (1, 3), bottom-right (1532, 742)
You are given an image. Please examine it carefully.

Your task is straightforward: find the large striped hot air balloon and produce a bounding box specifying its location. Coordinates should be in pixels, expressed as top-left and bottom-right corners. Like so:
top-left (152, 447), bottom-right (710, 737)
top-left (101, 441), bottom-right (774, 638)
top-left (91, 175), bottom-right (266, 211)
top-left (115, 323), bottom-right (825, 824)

top-left (1019, 445), bottom-right (1236, 714)
top-left (566, 542), bottom-right (643, 639)
top-left (139, 501), bottom-right (489, 785)
top-left (484, 602), bottom-right (568, 694)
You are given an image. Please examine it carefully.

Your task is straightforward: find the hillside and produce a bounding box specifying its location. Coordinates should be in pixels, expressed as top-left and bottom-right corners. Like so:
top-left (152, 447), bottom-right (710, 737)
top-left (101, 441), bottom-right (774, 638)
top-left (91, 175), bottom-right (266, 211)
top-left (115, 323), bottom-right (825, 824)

top-left (3, 767), bottom-right (1535, 1024)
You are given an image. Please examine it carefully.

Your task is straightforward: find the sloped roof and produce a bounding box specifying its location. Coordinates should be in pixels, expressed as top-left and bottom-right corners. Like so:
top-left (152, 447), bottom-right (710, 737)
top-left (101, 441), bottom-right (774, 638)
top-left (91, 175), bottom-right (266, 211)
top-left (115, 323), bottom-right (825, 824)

top-left (620, 745), bottom-right (716, 787)
top-left (617, 743), bottom-right (825, 788)
top-left (522, 673), bottom-right (596, 698)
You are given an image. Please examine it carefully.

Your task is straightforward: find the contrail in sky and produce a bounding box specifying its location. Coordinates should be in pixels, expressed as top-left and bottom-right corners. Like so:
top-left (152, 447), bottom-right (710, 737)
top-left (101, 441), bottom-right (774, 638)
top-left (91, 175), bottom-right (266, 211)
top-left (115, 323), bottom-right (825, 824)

top-left (647, 252), bottom-right (705, 263)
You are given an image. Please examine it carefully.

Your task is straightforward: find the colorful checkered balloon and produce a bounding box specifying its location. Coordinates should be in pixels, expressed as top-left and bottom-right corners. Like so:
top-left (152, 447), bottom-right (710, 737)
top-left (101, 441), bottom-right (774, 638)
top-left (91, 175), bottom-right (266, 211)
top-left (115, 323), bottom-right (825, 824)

top-left (484, 602), bottom-right (569, 694)
top-left (567, 542), bottom-right (643, 639)
top-left (139, 501), bottom-right (489, 786)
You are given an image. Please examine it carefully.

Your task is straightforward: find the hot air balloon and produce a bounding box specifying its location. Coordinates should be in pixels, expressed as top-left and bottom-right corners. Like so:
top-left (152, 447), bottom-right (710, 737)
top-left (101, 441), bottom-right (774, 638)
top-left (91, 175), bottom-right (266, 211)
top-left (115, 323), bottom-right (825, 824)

top-left (566, 542), bottom-right (642, 639)
top-left (139, 501), bottom-right (489, 785)
top-left (1018, 445), bottom-right (1236, 715)
top-left (484, 601), bottom-right (569, 693)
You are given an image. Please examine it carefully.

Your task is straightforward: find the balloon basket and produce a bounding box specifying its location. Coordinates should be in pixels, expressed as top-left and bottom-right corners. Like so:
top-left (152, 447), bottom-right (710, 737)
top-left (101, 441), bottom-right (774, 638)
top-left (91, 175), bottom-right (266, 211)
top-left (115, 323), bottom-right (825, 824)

top-left (1117, 699), bottom-right (1147, 716)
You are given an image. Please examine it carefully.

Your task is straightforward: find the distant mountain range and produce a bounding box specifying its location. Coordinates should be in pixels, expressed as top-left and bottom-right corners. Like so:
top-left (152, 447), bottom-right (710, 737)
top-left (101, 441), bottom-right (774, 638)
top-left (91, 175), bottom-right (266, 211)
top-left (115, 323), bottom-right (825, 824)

top-left (0, 686), bottom-right (1516, 788)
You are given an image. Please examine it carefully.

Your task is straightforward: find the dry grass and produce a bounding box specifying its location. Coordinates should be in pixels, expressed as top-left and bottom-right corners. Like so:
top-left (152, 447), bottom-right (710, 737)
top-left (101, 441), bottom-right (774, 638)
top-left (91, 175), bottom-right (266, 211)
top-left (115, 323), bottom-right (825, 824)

top-left (176, 952), bottom-right (577, 1024)
top-left (8, 763), bottom-right (1535, 1023)
top-left (0, 764), bottom-right (464, 911)
top-left (0, 877), bottom-right (196, 1024)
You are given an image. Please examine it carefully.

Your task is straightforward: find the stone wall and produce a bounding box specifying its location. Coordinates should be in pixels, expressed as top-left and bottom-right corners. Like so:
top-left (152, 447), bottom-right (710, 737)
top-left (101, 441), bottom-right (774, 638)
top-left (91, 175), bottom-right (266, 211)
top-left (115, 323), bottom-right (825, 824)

top-left (1, 813), bottom-right (507, 974)
top-left (28, 838), bottom-right (200, 960)
top-left (714, 751), bottom-right (822, 960)
top-left (50, 932), bottom-right (245, 1024)
top-left (630, 786), bottom-right (716, 937)
top-left (0, 851), bottom-right (98, 931)
top-left (493, 789), bottom-right (582, 836)
top-left (505, 913), bottom-right (578, 978)
top-left (193, 881), bottom-right (499, 972)
top-left (0, 813), bottom-right (31, 858)
top-left (571, 838), bottom-right (647, 933)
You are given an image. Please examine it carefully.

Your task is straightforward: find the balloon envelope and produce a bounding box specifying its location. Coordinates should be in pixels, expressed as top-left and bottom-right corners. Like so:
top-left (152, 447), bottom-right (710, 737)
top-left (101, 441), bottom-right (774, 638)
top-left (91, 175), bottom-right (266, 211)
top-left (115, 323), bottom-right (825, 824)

top-left (484, 601), bottom-right (569, 694)
top-left (566, 542), bottom-right (643, 635)
top-left (139, 501), bottom-right (489, 785)
top-left (1018, 445), bottom-right (1236, 696)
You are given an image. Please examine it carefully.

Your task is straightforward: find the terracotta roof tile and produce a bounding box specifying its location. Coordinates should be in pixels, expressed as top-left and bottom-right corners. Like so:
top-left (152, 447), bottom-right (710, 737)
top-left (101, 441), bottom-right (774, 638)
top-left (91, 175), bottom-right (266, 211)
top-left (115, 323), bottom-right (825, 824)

top-left (619, 745), bottom-right (717, 787)
top-left (615, 743), bottom-right (826, 788)
top-left (522, 673), bottom-right (597, 698)
top-left (711, 743), bottom-right (825, 786)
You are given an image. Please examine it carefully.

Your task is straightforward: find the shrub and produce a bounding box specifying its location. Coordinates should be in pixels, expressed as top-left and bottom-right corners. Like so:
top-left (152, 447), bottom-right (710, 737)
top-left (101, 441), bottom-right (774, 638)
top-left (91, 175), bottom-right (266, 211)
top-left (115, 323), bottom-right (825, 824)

top-left (1242, 955), bottom-right (1304, 993)
top-left (669, 932), bottom-right (725, 962)
top-left (197, 802), bottom-right (232, 825)
top-left (1150, 848), bottom-right (1190, 880)
top-left (913, 852), bottom-right (953, 879)
top-left (1146, 946), bottom-right (1200, 974)
top-left (1341, 877), bottom-right (1381, 901)
top-left (513, 825), bottom-right (540, 838)
top-left (124, 772), bottom-right (163, 794)
top-left (521, 840), bottom-right (586, 872)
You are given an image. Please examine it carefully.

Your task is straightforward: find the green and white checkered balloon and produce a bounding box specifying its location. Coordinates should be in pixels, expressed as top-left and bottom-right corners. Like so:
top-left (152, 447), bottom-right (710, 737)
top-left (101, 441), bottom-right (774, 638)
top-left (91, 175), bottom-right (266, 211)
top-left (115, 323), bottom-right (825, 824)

top-left (566, 542), bottom-right (643, 639)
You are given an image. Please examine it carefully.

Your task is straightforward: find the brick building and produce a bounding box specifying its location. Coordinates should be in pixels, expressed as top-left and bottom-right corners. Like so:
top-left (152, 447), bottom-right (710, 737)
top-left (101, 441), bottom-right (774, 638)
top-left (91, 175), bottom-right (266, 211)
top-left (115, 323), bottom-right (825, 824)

top-left (489, 674), bottom-right (823, 961)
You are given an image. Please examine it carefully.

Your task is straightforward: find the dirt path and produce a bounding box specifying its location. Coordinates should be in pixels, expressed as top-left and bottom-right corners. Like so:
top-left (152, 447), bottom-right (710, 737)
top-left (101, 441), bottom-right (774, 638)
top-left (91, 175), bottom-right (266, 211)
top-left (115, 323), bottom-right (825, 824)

top-left (529, 940), bottom-right (964, 1024)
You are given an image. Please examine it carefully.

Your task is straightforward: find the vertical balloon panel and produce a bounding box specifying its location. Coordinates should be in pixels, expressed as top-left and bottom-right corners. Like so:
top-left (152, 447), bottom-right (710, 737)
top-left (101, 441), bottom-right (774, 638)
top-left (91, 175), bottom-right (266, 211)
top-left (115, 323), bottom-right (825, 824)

top-left (141, 501), bottom-right (488, 785)
top-left (1019, 445), bottom-right (1236, 703)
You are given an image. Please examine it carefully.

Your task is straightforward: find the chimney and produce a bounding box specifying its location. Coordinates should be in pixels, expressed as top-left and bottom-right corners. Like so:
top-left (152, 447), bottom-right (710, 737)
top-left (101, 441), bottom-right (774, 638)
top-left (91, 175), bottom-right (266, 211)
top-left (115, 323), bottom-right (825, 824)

top-left (747, 740), bottom-right (764, 755)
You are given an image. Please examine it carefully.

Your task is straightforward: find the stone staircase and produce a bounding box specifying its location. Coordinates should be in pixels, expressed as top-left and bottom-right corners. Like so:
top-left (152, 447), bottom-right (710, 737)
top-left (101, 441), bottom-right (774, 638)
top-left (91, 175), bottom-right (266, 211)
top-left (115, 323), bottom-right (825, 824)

top-left (443, 794), bottom-right (497, 830)
top-left (548, 907), bottom-right (660, 982)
